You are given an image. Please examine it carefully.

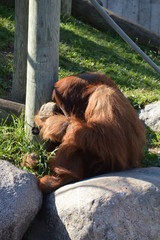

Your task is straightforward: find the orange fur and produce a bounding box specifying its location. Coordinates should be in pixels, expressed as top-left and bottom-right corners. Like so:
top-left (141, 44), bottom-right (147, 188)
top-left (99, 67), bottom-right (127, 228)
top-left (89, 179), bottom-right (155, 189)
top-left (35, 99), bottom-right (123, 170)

top-left (34, 72), bottom-right (146, 193)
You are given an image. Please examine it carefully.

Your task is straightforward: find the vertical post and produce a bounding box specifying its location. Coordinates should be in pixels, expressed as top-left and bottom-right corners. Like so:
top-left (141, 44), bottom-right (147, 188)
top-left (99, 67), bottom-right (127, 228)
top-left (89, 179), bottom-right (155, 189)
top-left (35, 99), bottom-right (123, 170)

top-left (12, 0), bottom-right (29, 103)
top-left (61, 0), bottom-right (72, 17)
top-left (25, 0), bottom-right (60, 140)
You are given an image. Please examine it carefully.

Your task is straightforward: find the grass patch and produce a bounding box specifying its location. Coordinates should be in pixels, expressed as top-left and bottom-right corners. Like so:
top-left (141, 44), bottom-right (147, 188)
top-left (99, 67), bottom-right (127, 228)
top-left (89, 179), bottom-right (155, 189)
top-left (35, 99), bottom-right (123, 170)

top-left (143, 149), bottom-right (160, 168)
top-left (0, 6), bottom-right (14, 49)
top-left (146, 127), bottom-right (160, 148)
top-left (142, 127), bottom-right (160, 168)
top-left (0, 6), bottom-right (160, 171)
top-left (59, 17), bottom-right (160, 109)
top-left (0, 5), bottom-right (14, 96)
top-left (0, 114), bottom-right (55, 177)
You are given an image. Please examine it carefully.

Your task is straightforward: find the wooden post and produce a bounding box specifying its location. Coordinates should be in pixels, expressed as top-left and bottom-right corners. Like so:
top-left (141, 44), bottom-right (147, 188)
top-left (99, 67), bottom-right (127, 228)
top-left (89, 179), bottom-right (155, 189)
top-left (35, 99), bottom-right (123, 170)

top-left (25, 0), bottom-right (60, 140)
top-left (12, 0), bottom-right (29, 103)
top-left (61, 0), bottom-right (72, 17)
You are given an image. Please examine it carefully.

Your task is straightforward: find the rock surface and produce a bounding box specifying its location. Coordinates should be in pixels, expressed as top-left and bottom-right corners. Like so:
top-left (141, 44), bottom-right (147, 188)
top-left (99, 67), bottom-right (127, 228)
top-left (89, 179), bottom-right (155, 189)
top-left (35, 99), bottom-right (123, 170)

top-left (139, 101), bottom-right (160, 131)
top-left (29, 167), bottom-right (160, 240)
top-left (0, 160), bottom-right (42, 240)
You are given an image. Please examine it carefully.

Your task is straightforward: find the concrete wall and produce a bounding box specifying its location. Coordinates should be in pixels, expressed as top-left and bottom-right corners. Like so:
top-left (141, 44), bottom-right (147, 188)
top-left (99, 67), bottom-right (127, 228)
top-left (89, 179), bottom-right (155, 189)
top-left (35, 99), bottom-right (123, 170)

top-left (100, 0), bottom-right (160, 35)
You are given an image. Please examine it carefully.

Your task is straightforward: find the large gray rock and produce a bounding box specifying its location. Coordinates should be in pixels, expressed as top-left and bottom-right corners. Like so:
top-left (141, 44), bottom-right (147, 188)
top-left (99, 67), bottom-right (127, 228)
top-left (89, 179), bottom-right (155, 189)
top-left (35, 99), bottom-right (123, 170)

top-left (29, 167), bottom-right (160, 240)
top-left (0, 160), bottom-right (42, 240)
top-left (139, 101), bottom-right (160, 131)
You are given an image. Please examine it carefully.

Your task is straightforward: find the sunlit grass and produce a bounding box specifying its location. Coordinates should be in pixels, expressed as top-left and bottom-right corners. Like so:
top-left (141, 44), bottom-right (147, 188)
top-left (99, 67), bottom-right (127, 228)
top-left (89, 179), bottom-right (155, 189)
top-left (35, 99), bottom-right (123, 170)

top-left (0, 114), bottom-right (56, 176)
top-left (58, 17), bottom-right (160, 108)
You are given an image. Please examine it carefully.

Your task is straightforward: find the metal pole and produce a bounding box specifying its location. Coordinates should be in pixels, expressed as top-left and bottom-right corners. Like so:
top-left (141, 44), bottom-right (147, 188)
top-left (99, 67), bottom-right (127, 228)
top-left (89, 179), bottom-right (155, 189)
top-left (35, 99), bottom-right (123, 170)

top-left (90, 0), bottom-right (160, 75)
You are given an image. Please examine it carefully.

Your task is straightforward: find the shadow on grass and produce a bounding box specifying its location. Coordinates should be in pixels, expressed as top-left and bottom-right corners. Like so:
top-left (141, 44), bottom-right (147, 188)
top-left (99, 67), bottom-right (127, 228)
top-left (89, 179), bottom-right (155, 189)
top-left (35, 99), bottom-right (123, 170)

top-left (0, 5), bottom-right (14, 49)
top-left (59, 55), bottom-right (92, 74)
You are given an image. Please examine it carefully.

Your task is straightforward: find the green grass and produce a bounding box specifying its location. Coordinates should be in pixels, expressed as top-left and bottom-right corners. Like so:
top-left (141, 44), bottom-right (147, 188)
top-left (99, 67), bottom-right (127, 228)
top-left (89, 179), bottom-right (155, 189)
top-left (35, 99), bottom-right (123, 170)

top-left (0, 114), bottom-right (55, 176)
top-left (59, 17), bottom-right (160, 109)
top-left (142, 127), bottom-right (160, 167)
top-left (0, 6), bottom-right (160, 172)
top-left (0, 5), bottom-right (14, 96)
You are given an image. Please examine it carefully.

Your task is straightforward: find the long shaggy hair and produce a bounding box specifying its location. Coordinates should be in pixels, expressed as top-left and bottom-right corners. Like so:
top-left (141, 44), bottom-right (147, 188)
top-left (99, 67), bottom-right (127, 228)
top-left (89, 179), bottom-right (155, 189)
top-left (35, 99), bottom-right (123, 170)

top-left (34, 72), bottom-right (146, 193)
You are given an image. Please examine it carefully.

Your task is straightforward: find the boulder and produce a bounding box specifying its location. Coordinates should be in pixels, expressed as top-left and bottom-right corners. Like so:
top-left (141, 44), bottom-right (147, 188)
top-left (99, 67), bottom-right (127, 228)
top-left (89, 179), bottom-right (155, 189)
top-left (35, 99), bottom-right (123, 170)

top-left (139, 101), bottom-right (160, 132)
top-left (0, 160), bottom-right (42, 240)
top-left (29, 167), bottom-right (160, 240)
